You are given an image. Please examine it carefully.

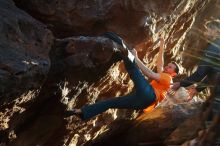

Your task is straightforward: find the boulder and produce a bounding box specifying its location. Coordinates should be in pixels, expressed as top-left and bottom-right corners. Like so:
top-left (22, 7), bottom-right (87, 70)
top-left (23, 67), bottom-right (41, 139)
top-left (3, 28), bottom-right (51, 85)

top-left (0, 0), bottom-right (53, 143)
top-left (0, 0), bottom-right (53, 102)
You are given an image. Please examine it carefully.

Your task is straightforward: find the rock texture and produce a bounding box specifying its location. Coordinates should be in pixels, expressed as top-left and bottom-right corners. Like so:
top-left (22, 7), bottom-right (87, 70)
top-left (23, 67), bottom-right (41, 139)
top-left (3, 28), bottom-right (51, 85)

top-left (86, 103), bottom-right (202, 146)
top-left (14, 0), bottom-right (179, 42)
top-left (0, 0), bottom-right (219, 146)
top-left (53, 36), bottom-right (114, 69)
top-left (164, 1), bottom-right (220, 144)
top-left (0, 0), bottom-right (53, 144)
top-left (181, 0), bottom-right (220, 70)
top-left (164, 115), bottom-right (203, 145)
top-left (0, 0), bottom-right (53, 100)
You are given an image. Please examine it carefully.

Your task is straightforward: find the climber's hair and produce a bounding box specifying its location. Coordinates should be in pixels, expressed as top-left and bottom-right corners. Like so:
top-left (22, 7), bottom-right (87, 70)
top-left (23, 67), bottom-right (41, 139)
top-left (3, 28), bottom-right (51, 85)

top-left (205, 19), bottom-right (220, 33)
top-left (171, 61), bottom-right (180, 74)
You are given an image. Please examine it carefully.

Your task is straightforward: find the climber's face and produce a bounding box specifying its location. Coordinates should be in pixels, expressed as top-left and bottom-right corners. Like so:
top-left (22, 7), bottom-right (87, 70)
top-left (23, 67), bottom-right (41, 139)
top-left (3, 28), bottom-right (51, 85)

top-left (204, 27), bottom-right (219, 39)
top-left (164, 63), bottom-right (177, 77)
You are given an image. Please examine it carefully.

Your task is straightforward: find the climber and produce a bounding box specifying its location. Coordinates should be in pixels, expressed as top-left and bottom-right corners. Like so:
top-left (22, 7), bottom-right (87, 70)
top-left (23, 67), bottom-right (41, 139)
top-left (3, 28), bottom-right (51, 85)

top-left (171, 20), bottom-right (220, 145)
top-left (64, 32), bottom-right (179, 120)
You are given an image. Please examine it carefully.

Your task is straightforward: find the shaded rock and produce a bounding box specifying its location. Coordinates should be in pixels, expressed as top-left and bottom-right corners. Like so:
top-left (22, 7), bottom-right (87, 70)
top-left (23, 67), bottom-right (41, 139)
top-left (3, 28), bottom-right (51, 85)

top-left (13, 0), bottom-right (197, 44)
top-left (52, 36), bottom-right (114, 71)
top-left (0, 0), bottom-right (53, 144)
top-left (0, 0), bottom-right (53, 101)
top-left (85, 103), bottom-right (202, 146)
top-left (13, 0), bottom-right (156, 42)
top-left (165, 115), bottom-right (203, 145)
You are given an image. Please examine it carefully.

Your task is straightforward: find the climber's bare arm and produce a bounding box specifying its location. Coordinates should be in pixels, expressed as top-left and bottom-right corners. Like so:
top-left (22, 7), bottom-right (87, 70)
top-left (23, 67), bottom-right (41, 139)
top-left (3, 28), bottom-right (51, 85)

top-left (157, 38), bottom-right (165, 73)
top-left (131, 49), bottom-right (160, 81)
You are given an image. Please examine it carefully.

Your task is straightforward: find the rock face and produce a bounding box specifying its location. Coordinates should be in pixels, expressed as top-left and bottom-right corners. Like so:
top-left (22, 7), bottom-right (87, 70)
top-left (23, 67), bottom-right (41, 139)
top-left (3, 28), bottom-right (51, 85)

top-left (14, 0), bottom-right (176, 42)
top-left (0, 0), bottom-right (53, 101)
top-left (164, 115), bottom-right (203, 145)
top-left (52, 36), bottom-right (114, 70)
top-left (0, 0), bottom-right (219, 146)
top-left (0, 0), bottom-right (53, 143)
top-left (86, 103), bottom-right (202, 146)
top-left (13, 0), bottom-right (204, 44)
top-left (178, 0), bottom-right (220, 68)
